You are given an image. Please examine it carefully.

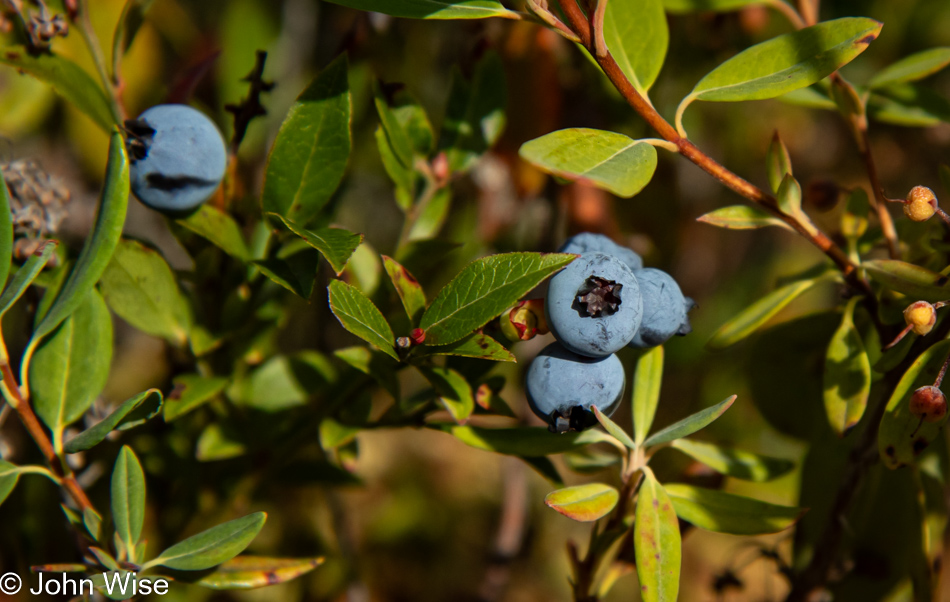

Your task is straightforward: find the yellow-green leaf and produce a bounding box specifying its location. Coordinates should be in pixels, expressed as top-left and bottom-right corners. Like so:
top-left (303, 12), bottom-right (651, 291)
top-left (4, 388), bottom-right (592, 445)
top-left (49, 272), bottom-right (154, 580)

top-left (664, 484), bottom-right (805, 535)
top-left (545, 483), bottom-right (619, 522)
top-left (707, 277), bottom-right (822, 349)
top-left (633, 346), bottom-right (664, 445)
top-left (669, 439), bottom-right (794, 482)
top-left (635, 470), bottom-right (681, 602)
top-left (823, 297), bottom-right (871, 436)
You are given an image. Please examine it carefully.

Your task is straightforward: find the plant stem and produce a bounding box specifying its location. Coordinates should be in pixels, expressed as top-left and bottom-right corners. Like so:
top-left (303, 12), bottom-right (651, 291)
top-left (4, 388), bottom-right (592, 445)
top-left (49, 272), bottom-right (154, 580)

top-left (74, 0), bottom-right (125, 123)
top-left (555, 0), bottom-right (871, 297)
top-left (767, 0), bottom-right (807, 30)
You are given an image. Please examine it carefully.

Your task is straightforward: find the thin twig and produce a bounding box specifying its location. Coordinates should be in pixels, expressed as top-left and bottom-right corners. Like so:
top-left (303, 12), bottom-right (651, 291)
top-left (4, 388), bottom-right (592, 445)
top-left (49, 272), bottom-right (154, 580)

top-left (767, 0), bottom-right (807, 30)
top-left (73, 0), bottom-right (124, 123)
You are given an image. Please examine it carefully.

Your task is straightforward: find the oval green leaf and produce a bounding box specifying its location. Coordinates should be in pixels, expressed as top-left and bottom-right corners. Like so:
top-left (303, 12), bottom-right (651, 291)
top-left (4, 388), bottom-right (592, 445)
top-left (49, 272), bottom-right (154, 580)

top-left (321, 0), bottom-right (519, 19)
top-left (328, 280), bottom-right (398, 360)
top-left (878, 339), bottom-right (950, 469)
top-left (707, 276), bottom-right (823, 349)
top-left (269, 213), bottom-right (362, 276)
top-left (163, 374), bottom-right (229, 422)
top-left (190, 556), bottom-right (324, 590)
top-left (869, 47), bottom-right (950, 89)
top-left (664, 483), bottom-right (804, 534)
top-left (420, 252), bottom-right (576, 345)
top-left (635, 470), bottom-right (681, 602)
top-left (443, 425), bottom-right (612, 456)
top-left (176, 205), bottom-right (250, 261)
top-left (382, 255), bottom-right (426, 325)
top-left (144, 512), bottom-right (267, 571)
top-left (643, 395), bottom-right (736, 448)
top-left (697, 205), bottom-right (792, 231)
top-left (520, 129), bottom-right (657, 198)
top-left (633, 346), bottom-right (664, 445)
top-left (823, 297), bottom-right (871, 436)
top-left (603, 0), bottom-right (668, 94)
top-left (0, 46), bottom-right (115, 130)
top-left (111, 446), bottom-right (146, 549)
top-left (670, 439), bottom-right (794, 481)
top-left (64, 389), bottom-right (163, 453)
top-left (262, 54), bottom-right (350, 225)
top-left (418, 333), bottom-right (515, 362)
top-left (417, 365), bottom-right (475, 424)
top-left (864, 259), bottom-right (950, 301)
top-left (98, 239), bottom-right (192, 346)
top-left (32, 290), bottom-right (113, 437)
top-left (545, 483), bottom-right (619, 522)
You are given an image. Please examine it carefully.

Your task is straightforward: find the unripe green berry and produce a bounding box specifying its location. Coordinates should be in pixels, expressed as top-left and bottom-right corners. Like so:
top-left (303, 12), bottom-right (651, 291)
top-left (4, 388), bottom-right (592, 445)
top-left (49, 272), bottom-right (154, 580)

top-left (904, 301), bottom-right (937, 336)
top-left (910, 386), bottom-right (947, 423)
top-left (903, 186), bottom-right (938, 222)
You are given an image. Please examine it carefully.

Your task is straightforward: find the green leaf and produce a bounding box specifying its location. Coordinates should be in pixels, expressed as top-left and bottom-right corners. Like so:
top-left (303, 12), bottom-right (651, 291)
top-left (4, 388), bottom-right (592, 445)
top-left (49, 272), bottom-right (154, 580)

top-left (869, 47), bottom-right (950, 89)
top-left (230, 354), bottom-right (320, 412)
top-left (374, 85), bottom-right (415, 171)
top-left (707, 276), bottom-right (823, 349)
top-left (439, 51), bottom-right (507, 172)
top-left (0, 240), bottom-right (57, 317)
top-left (879, 339), bottom-right (950, 469)
top-left (633, 346), bottom-right (664, 445)
top-left (662, 0), bottom-right (765, 12)
top-left (196, 424), bottom-right (247, 461)
top-left (592, 406), bottom-right (637, 449)
top-left (420, 252), bottom-right (575, 345)
top-left (444, 425), bottom-right (612, 456)
top-left (779, 85), bottom-right (837, 110)
top-left (0, 46), bottom-right (115, 130)
top-left (0, 170), bottom-right (13, 290)
top-left (64, 390), bottom-right (163, 453)
top-left (32, 290), bottom-right (113, 437)
top-left (262, 54), bottom-right (350, 225)
top-left (113, 0), bottom-right (155, 57)
top-left (697, 205), bottom-right (792, 231)
top-left (376, 125), bottom-right (415, 211)
top-left (188, 556), bottom-right (324, 590)
top-left (32, 131), bottom-right (129, 342)
top-left (767, 132), bottom-right (793, 194)
top-left (143, 512), bottom-right (267, 571)
top-left (643, 395), bottom-right (736, 447)
top-left (519, 129), bottom-right (658, 198)
top-left (252, 240), bottom-right (320, 299)
top-left (602, 0), bottom-right (668, 94)
top-left (407, 187), bottom-right (452, 241)
top-left (163, 374), bottom-right (229, 422)
top-left (382, 255), bottom-right (426, 325)
top-left (322, 0), bottom-right (519, 19)
top-left (676, 18), bottom-right (881, 127)
top-left (635, 470), bottom-right (681, 602)
top-left (99, 239), bottom-right (192, 346)
top-left (269, 213), bottom-right (362, 276)
top-left (418, 333), bottom-right (515, 362)
top-left (669, 439), bottom-right (794, 481)
top-left (84, 507), bottom-right (103, 542)
top-left (176, 205), bottom-right (250, 260)
top-left (864, 260), bottom-right (950, 302)
top-left (0, 460), bottom-right (20, 508)
top-left (868, 84), bottom-right (950, 127)
top-left (544, 483), bottom-right (619, 522)
top-left (111, 446), bottom-right (146, 549)
top-left (664, 483), bottom-right (804, 534)
top-left (418, 365), bottom-right (475, 424)
top-left (334, 346), bottom-right (399, 400)
top-left (823, 297), bottom-right (871, 436)
top-left (328, 280), bottom-right (398, 360)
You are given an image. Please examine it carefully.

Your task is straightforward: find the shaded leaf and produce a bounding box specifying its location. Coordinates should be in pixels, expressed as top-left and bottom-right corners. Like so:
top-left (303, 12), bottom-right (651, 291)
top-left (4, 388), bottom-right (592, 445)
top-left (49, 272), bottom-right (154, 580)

top-left (697, 205), bottom-right (792, 231)
top-left (0, 46), bottom-right (114, 130)
top-left (111, 446), bottom-right (145, 549)
top-left (0, 240), bottom-right (57, 317)
top-left (418, 365), bottom-right (475, 424)
top-left (418, 333), bottom-right (515, 362)
top-left (662, 0), bottom-right (765, 12)
top-left (189, 556), bottom-right (324, 590)
top-left (439, 51), bottom-right (507, 172)
top-left (270, 213), bottom-right (362, 276)
top-left (0, 460), bottom-right (20, 508)
top-left (322, 0), bottom-right (519, 19)
top-left (664, 483), bottom-right (805, 535)
top-left (643, 396), bottom-right (737, 447)
top-left (262, 55), bottom-right (350, 225)
top-left (196, 424), bottom-right (247, 461)
top-left (767, 132), bottom-right (793, 194)
top-left (864, 260), bottom-right (950, 302)
top-left (602, 0), bottom-right (668, 94)
top-left (163, 375), bottom-right (229, 422)
top-left (252, 241), bottom-right (320, 299)
top-left (408, 186), bottom-right (452, 241)
top-left (99, 239), bottom-right (192, 346)
top-left (328, 280), bottom-right (398, 360)
top-left (0, 170), bottom-right (13, 290)
top-left (176, 205), bottom-right (250, 260)
top-left (823, 297), bottom-right (871, 436)
top-left (777, 174), bottom-right (802, 218)
top-left (64, 389), bottom-right (163, 453)
top-left (420, 252), bottom-right (575, 345)
top-left (545, 483), bottom-right (619, 522)
top-left (635, 470), bottom-right (681, 602)
top-left (520, 129), bottom-right (657, 198)
top-left (869, 47), bottom-right (950, 89)
top-left (143, 513), bottom-right (267, 571)
top-left (633, 346), bottom-right (664, 445)
top-left (334, 346), bottom-right (399, 400)
top-left (383, 255), bottom-right (426, 324)
top-left (229, 353), bottom-right (333, 412)
top-left (374, 84), bottom-right (415, 170)
top-left (669, 439), bottom-right (794, 481)
top-left (868, 84), bottom-right (950, 127)
top-left (443, 425), bottom-right (612, 456)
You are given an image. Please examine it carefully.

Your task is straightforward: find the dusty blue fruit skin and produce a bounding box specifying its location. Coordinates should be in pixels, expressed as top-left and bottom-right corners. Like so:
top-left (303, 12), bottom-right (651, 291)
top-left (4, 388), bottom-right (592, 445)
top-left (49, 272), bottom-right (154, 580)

top-left (546, 252), bottom-right (642, 357)
top-left (526, 342), bottom-right (625, 432)
top-left (558, 232), bottom-right (644, 271)
top-left (128, 104), bottom-right (227, 215)
top-left (628, 267), bottom-right (695, 348)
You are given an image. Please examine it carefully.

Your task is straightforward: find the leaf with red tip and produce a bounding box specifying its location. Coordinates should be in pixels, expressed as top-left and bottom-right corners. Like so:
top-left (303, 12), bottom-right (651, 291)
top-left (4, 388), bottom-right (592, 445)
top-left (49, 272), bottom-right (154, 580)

top-left (545, 483), bottom-right (619, 522)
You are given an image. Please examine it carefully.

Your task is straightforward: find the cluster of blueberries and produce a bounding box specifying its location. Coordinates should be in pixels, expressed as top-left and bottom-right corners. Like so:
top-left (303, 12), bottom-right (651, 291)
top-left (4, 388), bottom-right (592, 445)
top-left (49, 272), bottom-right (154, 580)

top-left (526, 233), bottom-right (695, 433)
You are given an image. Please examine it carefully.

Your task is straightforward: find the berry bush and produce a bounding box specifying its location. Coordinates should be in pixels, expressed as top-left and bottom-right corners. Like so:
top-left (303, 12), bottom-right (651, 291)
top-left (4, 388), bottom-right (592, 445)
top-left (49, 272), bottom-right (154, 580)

top-left (1, 0), bottom-right (950, 600)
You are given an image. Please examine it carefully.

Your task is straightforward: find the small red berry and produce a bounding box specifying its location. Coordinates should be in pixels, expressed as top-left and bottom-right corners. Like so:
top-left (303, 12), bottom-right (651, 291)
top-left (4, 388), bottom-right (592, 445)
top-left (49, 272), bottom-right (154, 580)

top-left (904, 301), bottom-right (937, 336)
top-left (910, 386), bottom-right (947, 423)
top-left (410, 328), bottom-right (426, 345)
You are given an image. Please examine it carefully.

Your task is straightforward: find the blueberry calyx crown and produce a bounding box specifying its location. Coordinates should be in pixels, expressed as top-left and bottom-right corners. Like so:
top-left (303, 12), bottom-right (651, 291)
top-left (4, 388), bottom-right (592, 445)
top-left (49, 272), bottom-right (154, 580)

top-left (124, 118), bottom-right (156, 162)
top-left (549, 405), bottom-right (597, 433)
top-left (576, 275), bottom-right (622, 317)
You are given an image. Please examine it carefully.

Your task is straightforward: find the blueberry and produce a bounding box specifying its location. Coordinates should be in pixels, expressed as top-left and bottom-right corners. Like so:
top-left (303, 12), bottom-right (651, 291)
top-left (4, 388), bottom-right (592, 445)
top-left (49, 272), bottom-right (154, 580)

top-left (126, 104), bottom-right (227, 215)
top-left (558, 232), bottom-right (643, 271)
top-left (628, 268), bottom-right (695, 348)
top-left (526, 342), bottom-right (625, 433)
top-left (545, 252), bottom-right (642, 357)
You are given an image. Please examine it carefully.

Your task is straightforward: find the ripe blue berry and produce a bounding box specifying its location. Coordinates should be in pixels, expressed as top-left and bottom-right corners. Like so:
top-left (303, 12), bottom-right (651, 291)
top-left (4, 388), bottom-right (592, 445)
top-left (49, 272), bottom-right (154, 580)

top-left (558, 232), bottom-right (644, 271)
top-left (126, 104), bottom-right (227, 215)
top-left (628, 267), bottom-right (695, 348)
top-left (546, 252), bottom-right (642, 357)
top-left (526, 342), bottom-right (625, 433)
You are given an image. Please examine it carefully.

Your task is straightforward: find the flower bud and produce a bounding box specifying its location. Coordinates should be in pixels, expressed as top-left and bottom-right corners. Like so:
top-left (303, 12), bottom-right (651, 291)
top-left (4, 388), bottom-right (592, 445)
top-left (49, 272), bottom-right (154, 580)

top-left (904, 301), bottom-right (937, 336)
top-left (501, 299), bottom-right (548, 341)
top-left (910, 386), bottom-right (948, 423)
top-left (904, 186), bottom-right (938, 222)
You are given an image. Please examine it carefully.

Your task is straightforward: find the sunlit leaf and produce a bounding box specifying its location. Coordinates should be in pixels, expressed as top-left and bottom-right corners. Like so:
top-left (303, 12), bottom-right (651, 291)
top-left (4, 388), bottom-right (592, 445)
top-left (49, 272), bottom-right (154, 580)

top-left (188, 556), bottom-right (324, 590)
top-left (643, 396), bottom-right (736, 447)
top-left (633, 346), bottom-right (664, 445)
top-left (322, 0), bottom-right (519, 19)
top-left (270, 213), bottom-right (362, 276)
top-left (664, 484), bottom-right (805, 534)
top-left (328, 280), bottom-right (398, 360)
top-left (697, 205), bottom-right (792, 231)
top-left (545, 483), bottom-right (619, 522)
top-left (823, 297), bottom-right (871, 436)
top-left (864, 260), bottom-right (950, 302)
top-left (418, 333), bottom-right (515, 362)
top-left (143, 513), bottom-right (267, 571)
top-left (418, 365), bottom-right (475, 424)
top-left (602, 0), bottom-right (668, 94)
top-left (593, 406), bottom-right (636, 449)
top-left (635, 470), bottom-right (681, 602)
top-left (111, 446), bottom-right (146, 549)
top-left (176, 205), bottom-right (250, 260)
top-left (64, 390), bottom-right (163, 453)
top-left (669, 439), bottom-right (794, 481)
top-left (869, 47), bottom-right (950, 89)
